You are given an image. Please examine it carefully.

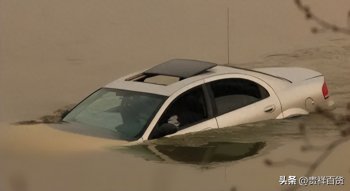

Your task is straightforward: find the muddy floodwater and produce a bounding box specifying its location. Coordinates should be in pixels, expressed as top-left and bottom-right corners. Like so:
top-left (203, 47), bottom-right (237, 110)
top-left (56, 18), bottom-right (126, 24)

top-left (1, 0), bottom-right (350, 191)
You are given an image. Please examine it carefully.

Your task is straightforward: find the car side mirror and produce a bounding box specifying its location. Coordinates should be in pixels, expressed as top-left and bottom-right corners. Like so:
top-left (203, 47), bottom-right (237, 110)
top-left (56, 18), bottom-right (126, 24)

top-left (152, 123), bottom-right (177, 139)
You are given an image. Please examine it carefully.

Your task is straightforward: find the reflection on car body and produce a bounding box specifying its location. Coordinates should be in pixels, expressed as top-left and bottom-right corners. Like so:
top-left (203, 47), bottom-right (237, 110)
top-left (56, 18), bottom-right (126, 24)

top-left (120, 141), bottom-right (266, 165)
top-left (63, 59), bottom-right (335, 142)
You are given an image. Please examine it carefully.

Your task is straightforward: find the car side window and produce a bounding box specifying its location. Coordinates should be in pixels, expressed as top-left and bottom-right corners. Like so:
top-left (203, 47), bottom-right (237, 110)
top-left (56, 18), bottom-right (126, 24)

top-left (149, 86), bottom-right (208, 139)
top-left (209, 78), bottom-right (270, 115)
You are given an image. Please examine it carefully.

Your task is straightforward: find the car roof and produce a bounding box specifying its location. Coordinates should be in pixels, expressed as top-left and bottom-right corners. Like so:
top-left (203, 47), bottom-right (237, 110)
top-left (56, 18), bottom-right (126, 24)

top-left (104, 59), bottom-right (290, 96)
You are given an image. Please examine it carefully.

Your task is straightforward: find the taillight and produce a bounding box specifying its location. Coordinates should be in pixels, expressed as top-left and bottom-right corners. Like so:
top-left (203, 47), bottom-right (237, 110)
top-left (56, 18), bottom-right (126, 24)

top-left (322, 81), bottom-right (329, 99)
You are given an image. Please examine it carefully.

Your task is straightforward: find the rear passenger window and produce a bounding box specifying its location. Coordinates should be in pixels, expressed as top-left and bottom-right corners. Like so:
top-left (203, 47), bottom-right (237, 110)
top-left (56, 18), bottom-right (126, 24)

top-left (209, 78), bottom-right (269, 115)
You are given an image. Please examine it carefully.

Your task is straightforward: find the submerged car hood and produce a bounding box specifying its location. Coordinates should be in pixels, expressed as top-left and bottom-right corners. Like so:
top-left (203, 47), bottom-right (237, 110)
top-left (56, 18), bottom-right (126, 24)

top-left (0, 123), bottom-right (129, 156)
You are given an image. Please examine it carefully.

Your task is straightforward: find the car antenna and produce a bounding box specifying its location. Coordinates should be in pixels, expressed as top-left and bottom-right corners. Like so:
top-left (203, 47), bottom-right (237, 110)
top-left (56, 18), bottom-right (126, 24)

top-left (226, 7), bottom-right (231, 65)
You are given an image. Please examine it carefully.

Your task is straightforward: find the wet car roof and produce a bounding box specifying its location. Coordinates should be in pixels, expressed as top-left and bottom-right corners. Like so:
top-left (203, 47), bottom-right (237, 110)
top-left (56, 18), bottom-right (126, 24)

top-left (104, 59), bottom-right (290, 96)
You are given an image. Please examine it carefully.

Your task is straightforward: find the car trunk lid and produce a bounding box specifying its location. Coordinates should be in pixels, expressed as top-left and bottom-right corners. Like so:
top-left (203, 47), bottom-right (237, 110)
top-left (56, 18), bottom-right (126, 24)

top-left (253, 67), bottom-right (322, 83)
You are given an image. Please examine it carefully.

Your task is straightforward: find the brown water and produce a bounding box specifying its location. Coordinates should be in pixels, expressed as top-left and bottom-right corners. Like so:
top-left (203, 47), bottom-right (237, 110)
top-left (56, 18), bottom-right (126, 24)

top-left (1, 0), bottom-right (350, 191)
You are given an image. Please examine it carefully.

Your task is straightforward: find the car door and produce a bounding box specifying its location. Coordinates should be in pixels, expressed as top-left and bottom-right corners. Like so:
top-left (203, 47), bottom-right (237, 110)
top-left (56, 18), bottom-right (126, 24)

top-left (204, 74), bottom-right (282, 128)
top-left (145, 84), bottom-right (219, 140)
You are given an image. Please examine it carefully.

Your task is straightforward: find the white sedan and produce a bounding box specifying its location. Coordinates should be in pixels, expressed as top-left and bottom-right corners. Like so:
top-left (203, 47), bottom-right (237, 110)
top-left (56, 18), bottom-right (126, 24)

top-left (63, 59), bottom-right (335, 142)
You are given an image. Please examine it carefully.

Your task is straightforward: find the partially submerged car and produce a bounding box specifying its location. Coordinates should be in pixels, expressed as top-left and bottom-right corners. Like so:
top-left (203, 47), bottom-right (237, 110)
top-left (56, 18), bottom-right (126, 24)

top-left (63, 59), bottom-right (335, 142)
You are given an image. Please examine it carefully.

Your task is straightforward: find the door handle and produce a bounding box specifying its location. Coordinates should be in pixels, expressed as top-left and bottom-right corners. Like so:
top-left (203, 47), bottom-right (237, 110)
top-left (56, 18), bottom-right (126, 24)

top-left (264, 105), bottom-right (276, 113)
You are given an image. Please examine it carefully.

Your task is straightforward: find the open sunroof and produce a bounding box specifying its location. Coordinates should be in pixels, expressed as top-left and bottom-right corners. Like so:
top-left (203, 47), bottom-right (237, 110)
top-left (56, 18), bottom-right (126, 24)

top-left (143, 59), bottom-right (217, 79)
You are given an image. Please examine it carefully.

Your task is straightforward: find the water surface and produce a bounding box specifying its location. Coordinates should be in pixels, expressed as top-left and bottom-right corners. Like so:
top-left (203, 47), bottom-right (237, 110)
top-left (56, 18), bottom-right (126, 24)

top-left (1, 1), bottom-right (350, 191)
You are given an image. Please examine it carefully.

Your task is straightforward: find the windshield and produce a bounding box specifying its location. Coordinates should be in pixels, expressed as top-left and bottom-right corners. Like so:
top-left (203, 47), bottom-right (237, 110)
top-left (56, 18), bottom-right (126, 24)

top-left (63, 88), bottom-right (166, 141)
